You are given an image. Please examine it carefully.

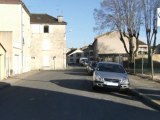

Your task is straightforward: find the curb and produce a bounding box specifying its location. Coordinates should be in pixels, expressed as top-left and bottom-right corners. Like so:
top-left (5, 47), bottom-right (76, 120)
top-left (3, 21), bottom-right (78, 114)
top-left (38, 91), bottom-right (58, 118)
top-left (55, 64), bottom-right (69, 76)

top-left (129, 88), bottom-right (160, 111)
top-left (130, 73), bottom-right (160, 84)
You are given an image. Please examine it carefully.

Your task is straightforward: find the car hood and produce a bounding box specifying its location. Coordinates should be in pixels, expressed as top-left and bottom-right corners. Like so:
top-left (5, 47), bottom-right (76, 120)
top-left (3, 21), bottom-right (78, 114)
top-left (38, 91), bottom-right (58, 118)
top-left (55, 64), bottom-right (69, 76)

top-left (95, 71), bottom-right (128, 80)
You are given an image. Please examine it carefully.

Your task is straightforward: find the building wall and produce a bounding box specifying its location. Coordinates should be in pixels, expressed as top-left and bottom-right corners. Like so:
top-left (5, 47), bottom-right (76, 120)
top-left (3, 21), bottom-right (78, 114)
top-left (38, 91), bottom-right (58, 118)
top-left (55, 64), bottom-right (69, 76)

top-left (0, 32), bottom-right (12, 79)
top-left (0, 46), bottom-right (5, 80)
top-left (93, 31), bottom-right (147, 59)
top-left (31, 24), bottom-right (66, 70)
top-left (22, 6), bottom-right (31, 72)
top-left (0, 4), bottom-right (21, 43)
top-left (0, 3), bottom-right (31, 75)
top-left (96, 31), bottom-right (129, 55)
top-left (68, 52), bottom-right (84, 64)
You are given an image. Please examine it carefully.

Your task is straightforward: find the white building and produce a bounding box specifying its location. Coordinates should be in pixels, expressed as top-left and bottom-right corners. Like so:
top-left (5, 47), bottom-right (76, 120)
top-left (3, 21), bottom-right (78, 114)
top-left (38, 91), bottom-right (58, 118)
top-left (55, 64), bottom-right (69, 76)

top-left (30, 14), bottom-right (67, 70)
top-left (0, 0), bottom-right (67, 80)
top-left (0, 0), bottom-right (31, 80)
top-left (67, 49), bottom-right (84, 64)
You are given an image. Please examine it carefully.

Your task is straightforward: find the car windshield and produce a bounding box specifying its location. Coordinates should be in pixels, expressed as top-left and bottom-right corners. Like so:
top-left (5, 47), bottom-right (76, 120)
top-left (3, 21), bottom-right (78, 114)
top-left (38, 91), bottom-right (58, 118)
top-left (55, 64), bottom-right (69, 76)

top-left (97, 63), bottom-right (125, 73)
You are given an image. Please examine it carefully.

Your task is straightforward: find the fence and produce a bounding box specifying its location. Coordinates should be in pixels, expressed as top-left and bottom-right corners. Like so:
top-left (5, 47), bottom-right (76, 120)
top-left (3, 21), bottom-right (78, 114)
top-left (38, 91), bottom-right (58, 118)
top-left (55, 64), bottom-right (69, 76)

top-left (104, 54), bottom-right (160, 80)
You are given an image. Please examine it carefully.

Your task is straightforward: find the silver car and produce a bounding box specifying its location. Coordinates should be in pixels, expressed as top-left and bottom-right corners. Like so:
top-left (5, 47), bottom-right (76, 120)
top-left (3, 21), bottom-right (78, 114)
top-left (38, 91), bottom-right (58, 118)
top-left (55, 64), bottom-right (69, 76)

top-left (93, 62), bottom-right (129, 91)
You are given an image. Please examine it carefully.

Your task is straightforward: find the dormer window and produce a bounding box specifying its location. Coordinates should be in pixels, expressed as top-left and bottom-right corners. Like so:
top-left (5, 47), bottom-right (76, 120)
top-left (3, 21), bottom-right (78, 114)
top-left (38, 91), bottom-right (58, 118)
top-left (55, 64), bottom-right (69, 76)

top-left (44, 25), bottom-right (49, 33)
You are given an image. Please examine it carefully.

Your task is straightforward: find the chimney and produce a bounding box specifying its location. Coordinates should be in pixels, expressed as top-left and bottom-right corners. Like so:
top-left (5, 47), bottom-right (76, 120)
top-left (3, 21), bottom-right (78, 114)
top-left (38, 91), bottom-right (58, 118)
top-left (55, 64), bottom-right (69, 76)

top-left (57, 16), bottom-right (63, 22)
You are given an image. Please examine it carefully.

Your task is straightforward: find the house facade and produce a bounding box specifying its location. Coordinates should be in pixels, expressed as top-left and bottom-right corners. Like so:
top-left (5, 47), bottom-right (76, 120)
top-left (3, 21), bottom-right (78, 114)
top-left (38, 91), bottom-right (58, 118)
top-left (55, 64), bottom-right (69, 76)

top-left (30, 14), bottom-right (67, 70)
top-left (67, 49), bottom-right (84, 64)
top-left (0, 0), bottom-right (31, 80)
top-left (154, 44), bottom-right (160, 54)
top-left (93, 31), bottom-right (148, 62)
top-left (0, 0), bottom-right (67, 80)
top-left (81, 44), bottom-right (94, 61)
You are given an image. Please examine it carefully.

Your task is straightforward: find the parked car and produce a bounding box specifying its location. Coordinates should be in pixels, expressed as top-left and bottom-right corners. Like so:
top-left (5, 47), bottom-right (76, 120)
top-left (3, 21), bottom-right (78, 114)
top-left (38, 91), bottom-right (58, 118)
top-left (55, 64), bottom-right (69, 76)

top-left (86, 61), bottom-right (97, 75)
top-left (93, 62), bottom-right (129, 91)
top-left (79, 57), bottom-right (88, 66)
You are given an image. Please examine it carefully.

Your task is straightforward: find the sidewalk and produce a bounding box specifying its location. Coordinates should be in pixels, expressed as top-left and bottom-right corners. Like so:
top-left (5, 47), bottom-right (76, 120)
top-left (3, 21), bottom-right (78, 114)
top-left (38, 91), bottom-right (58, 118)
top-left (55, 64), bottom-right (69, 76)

top-left (129, 74), bottom-right (160, 111)
top-left (0, 77), bottom-right (21, 90)
top-left (0, 70), bottom-right (40, 90)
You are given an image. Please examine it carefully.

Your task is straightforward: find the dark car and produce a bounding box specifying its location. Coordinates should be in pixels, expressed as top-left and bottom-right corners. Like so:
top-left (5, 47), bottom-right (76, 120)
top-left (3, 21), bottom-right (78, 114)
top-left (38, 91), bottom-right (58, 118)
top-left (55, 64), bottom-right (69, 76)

top-left (86, 61), bottom-right (97, 75)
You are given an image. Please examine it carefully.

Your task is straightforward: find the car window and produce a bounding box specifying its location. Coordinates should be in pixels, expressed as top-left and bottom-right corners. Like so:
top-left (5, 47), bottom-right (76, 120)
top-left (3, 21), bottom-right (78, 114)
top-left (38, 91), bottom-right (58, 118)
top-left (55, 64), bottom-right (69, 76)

top-left (97, 63), bottom-right (125, 73)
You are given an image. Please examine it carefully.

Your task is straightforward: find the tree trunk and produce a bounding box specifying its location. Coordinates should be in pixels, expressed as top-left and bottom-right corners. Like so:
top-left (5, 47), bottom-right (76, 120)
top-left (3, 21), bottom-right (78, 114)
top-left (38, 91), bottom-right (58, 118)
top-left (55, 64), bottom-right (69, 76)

top-left (129, 37), bottom-right (135, 62)
top-left (147, 48), bottom-right (151, 68)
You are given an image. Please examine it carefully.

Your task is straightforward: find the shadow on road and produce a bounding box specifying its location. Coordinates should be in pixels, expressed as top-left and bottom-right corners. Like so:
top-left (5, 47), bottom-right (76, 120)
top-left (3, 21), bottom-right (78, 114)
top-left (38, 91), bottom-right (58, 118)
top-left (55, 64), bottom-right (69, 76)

top-left (0, 86), bottom-right (160, 120)
top-left (136, 88), bottom-right (160, 101)
top-left (50, 79), bottom-right (137, 101)
top-left (0, 82), bottom-right (11, 89)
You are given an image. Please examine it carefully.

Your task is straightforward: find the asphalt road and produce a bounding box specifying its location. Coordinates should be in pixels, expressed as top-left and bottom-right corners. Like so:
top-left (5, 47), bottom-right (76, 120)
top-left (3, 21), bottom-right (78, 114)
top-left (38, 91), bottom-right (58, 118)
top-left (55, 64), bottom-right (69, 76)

top-left (0, 66), bottom-right (160, 120)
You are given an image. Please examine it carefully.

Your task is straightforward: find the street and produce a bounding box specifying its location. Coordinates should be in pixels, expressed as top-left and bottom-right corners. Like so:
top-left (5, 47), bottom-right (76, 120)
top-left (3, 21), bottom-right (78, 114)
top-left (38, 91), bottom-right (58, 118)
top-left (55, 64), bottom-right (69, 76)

top-left (0, 66), bottom-right (160, 120)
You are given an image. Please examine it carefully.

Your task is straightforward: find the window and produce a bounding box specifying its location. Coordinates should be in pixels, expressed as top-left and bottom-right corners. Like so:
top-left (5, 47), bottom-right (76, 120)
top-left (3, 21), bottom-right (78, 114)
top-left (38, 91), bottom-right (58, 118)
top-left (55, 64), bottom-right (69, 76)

top-left (70, 59), bottom-right (73, 62)
top-left (44, 25), bottom-right (49, 33)
top-left (76, 53), bottom-right (81, 57)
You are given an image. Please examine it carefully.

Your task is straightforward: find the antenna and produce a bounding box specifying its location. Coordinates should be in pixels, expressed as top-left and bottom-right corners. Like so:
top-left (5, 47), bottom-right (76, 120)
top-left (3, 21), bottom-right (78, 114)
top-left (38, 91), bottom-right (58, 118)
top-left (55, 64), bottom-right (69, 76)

top-left (56, 4), bottom-right (60, 16)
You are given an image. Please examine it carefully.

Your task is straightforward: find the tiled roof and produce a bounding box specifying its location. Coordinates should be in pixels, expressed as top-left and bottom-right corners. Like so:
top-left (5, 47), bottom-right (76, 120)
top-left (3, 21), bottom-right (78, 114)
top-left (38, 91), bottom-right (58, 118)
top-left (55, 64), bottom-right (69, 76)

top-left (30, 14), bottom-right (67, 25)
top-left (0, 0), bottom-right (21, 4)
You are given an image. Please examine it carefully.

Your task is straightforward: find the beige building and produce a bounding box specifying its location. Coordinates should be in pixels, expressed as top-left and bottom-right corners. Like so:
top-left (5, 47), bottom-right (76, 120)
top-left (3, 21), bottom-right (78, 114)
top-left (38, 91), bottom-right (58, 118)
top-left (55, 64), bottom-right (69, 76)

top-left (0, 0), bottom-right (31, 80)
top-left (30, 14), bottom-right (67, 70)
top-left (0, 0), bottom-right (67, 80)
top-left (67, 49), bottom-right (84, 64)
top-left (93, 31), bottom-right (148, 61)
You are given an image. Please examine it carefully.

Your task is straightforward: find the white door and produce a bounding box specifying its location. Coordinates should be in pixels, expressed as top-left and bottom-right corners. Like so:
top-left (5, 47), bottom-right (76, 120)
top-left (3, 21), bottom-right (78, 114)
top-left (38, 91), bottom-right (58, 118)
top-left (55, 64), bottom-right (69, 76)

top-left (0, 54), bottom-right (5, 80)
top-left (14, 55), bottom-right (20, 74)
top-left (42, 56), bottom-right (50, 67)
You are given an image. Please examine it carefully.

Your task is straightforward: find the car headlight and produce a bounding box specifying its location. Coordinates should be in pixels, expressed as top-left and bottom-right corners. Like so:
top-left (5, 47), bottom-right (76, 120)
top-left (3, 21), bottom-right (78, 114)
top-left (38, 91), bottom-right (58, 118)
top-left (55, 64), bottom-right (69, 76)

top-left (95, 75), bottom-right (103, 81)
top-left (121, 78), bottom-right (129, 84)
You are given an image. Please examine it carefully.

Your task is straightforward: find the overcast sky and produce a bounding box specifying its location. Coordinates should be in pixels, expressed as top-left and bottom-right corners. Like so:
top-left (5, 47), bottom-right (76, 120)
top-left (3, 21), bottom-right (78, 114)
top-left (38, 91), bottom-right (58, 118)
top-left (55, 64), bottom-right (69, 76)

top-left (23, 0), bottom-right (160, 48)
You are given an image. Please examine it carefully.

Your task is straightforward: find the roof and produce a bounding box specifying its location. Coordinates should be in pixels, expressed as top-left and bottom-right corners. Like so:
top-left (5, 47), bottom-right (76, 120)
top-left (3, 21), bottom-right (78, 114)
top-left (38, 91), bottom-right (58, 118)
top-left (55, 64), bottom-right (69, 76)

top-left (0, 0), bottom-right (21, 4)
top-left (95, 31), bottom-right (115, 40)
top-left (93, 31), bottom-right (147, 45)
top-left (0, 0), bottom-right (30, 15)
top-left (138, 40), bottom-right (146, 45)
top-left (66, 48), bottom-right (77, 56)
top-left (30, 14), bottom-right (67, 25)
top-left (67, 49), bottom-right (84, 56)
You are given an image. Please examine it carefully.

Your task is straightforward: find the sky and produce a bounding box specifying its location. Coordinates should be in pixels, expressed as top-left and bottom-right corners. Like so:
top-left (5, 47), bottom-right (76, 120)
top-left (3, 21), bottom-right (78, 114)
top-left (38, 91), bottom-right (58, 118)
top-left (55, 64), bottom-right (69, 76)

top-left (23, 0), bottom-right (160, 48)
top-left (23, 0), bottom-right (101, 48)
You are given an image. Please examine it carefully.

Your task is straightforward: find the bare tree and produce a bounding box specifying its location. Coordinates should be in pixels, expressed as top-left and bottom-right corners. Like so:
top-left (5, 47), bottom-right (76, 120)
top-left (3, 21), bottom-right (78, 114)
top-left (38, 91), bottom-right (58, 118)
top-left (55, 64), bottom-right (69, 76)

top-left (141, 0), bottom-right (160, 66)
top-left (94, 0), bottom-right (142, 65)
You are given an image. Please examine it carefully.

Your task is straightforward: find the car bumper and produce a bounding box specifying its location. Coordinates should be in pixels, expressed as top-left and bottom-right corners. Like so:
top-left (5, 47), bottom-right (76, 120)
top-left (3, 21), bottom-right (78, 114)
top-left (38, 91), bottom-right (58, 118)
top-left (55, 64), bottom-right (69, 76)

top-left (93, 80), bottom-right (129, 89)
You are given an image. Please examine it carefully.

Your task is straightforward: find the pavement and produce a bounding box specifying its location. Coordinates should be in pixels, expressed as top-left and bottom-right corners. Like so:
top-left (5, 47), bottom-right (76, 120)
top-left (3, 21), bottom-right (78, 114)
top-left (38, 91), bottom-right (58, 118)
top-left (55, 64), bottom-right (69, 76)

top-left (129, 74), bottom-right (160, 111)
top-left (0, 70), bottom-right (160, 111)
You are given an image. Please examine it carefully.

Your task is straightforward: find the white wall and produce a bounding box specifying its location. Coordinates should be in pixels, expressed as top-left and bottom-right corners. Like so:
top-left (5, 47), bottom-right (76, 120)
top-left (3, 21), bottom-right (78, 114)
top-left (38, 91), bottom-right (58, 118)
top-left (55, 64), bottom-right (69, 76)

top-left (31, 24), bottom-right (67, 70)
top-left (0, 3), bottom-right (31, 74)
